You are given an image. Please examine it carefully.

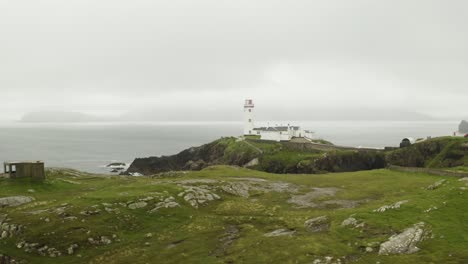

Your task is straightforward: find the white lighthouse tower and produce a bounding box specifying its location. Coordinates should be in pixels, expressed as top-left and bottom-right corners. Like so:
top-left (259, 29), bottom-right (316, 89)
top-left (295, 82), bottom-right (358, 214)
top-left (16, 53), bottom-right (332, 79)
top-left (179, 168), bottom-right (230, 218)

top-left (244, 99), bottom-right (255, 135)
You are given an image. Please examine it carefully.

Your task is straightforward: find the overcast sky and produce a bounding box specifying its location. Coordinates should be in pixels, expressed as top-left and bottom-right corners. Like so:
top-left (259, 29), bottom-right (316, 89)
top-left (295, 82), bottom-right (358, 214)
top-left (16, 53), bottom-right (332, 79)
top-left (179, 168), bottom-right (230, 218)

top-left (1, 0), bottom-right (467, 121)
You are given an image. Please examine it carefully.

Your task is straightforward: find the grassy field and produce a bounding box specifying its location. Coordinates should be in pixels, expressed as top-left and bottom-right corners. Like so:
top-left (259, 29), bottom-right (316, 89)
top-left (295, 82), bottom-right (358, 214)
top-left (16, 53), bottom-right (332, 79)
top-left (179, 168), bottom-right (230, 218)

top-left (1, 166), bottom-right (467, 263)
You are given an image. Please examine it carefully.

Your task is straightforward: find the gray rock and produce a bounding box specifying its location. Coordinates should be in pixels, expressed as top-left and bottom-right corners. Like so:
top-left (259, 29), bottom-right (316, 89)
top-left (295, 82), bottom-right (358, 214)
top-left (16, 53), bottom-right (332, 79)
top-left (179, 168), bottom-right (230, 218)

top-left (374, 200), bottom-right (408, 213)
top-left (459, 177), bottom-right (468, 182)
top-left (341, 217), bottom-right (358, 227)
top-left (178, 186), bottom-right (220, 208)
top-left (312, 256), bottom-right (343, 264)
top-left (127, 201), bottom-right (148, 210)
top-left (243, 158), bottom-right (259, 168)
top-left (0, 196), bottom-right (35, 208)
top-left (149, 197), bottom-right (180, 213)
top-left (88, 236), bottom-right (112, 245)
top-left (264, 229), bottom-right (296, 237)
top-left (67, 244), bottom-right (79, 255)
top-left (80, 209), bottom-right (101, 216)
top-left (304, 216), bottom-right (330, 232)
top-left (47, 247), bottom-right (61, 257)
top-left (0, 222), bottom-right (22, 239)
top-left (427, 180), bottom-right (446, 190)
top-left (100, 236), bottom-right (112, 245)
top-left (379, 222), bottom-right (428, 255)
top-left (221, 182), bottom-right (250, 198)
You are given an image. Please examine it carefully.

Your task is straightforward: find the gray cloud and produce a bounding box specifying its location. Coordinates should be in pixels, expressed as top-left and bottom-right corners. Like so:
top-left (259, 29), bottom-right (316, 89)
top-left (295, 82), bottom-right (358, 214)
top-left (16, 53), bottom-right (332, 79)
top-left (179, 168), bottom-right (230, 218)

top-left (1, 0), bottom-right (467, 120)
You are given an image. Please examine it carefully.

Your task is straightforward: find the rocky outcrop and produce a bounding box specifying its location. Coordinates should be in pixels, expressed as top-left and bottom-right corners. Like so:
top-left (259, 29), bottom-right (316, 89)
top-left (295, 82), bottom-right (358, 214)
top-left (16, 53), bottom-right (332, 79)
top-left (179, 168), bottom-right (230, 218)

top-left (0, 196), bottom-right (35, 208)
top-left (427, 180), bottom-right (446, 190)
top-left (374, 200), bottom-right (408, 213)
top-left (17, 241), bottom-right (62, 257)
top-left (127, 201), bottom-right (148, 210)
top-left (295, 151), bottom-right (386, 174)
top-left (0, 215), bottom-right (23, 240)
top-left (221, 182), bottom-right (250, 198)
top-left (304, 216), bottom-right (330, 232)
top-left (149, 197), bottom-right (180, 213)
top-left (459, 120), bottom-right (468, 133)
top-left (88, 236), bottom-right (112, 245)
top-left (178, 186), bottom-right (221, 208)
top-left (379, 222), bottom-right (429, 255)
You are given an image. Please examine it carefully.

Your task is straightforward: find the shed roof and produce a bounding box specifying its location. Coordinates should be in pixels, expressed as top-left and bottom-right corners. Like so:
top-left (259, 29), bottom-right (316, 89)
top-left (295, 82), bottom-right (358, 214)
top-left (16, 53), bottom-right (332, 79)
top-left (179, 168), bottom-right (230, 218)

top-left (4, 161), bottom-right (44, 165)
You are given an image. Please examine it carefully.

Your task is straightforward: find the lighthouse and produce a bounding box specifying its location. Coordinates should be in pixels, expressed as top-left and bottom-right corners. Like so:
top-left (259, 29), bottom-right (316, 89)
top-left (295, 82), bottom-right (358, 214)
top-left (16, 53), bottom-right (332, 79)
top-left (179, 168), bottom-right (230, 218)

top-left (244, 99), bottom-right (255, 135)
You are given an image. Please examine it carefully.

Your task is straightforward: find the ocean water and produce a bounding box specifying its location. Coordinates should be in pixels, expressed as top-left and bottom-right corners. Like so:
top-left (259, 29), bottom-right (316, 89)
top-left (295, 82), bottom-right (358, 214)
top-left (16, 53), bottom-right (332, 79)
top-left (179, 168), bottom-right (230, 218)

top-left (0, 121), bottom-right (460, 173)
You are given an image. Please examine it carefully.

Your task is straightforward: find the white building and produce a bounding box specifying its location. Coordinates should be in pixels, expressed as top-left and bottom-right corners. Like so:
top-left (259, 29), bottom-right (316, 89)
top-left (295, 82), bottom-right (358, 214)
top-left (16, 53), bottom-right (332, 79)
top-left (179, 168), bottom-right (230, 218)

top-left (243, 99), bottom-right (314, 142)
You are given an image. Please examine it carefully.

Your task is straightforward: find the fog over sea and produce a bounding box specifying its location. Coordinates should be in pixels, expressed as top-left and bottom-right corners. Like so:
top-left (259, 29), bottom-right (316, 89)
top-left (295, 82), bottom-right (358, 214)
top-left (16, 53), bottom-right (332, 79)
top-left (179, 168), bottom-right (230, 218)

top-left (0, 121), bottom-right (460, 174)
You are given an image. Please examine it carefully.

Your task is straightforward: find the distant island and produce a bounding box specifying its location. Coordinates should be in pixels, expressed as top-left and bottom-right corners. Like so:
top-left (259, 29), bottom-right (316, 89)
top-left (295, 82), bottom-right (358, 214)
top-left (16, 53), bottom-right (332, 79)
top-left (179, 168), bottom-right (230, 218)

top-left (459, 120), bottom-right (468, 134)
top-left (20, 111), bottom-right (113, 123)
top-left (19, 108), bottom-right (435, 123)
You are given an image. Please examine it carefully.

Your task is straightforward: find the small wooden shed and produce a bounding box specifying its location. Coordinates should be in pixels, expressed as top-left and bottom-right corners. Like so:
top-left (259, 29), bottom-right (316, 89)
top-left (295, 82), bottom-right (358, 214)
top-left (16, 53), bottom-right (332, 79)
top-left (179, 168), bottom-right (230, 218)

top-left (3, 161), bottom-right (45, 180)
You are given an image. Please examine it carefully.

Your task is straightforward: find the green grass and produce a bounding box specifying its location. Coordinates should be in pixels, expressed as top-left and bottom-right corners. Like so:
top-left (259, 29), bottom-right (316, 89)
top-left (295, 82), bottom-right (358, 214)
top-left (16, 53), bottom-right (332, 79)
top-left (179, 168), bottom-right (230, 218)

top-left (1, 166), bottom-right (467, 263)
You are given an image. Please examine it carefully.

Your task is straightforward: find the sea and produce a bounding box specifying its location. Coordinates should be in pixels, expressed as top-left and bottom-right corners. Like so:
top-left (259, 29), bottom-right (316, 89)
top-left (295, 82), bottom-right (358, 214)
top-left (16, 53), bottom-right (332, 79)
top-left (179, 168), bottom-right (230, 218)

top-left (0, 121), bottom-right (460, 174)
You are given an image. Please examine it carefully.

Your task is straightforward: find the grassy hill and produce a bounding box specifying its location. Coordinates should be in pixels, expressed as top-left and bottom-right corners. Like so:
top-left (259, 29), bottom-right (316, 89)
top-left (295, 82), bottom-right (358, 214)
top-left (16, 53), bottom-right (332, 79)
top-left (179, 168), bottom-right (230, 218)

top-left (127, 137), bottom-right (385, 175)
top-left (1, 167), bottom-right (467, 263)
top-left (386, 137), bottom-right (468, 168)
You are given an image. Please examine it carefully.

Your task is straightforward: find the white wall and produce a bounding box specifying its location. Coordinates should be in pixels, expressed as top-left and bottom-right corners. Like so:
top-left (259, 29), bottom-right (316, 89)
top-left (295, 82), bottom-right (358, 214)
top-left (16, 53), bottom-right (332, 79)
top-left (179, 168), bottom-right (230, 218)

top-left (244, 107), bottom-right (255, 135)
top-left (260, 131), bottom-right (291, 141)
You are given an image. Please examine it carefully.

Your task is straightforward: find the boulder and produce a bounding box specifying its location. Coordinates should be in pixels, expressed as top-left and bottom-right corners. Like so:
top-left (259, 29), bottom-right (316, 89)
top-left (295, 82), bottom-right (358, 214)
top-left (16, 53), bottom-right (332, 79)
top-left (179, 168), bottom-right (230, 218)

top-left (0, 196), bottom-right (35, 208)
top-left (264, 229), bottom-right (296, 237)
top-left (127, 201), bottom-right (147, 210)
top-left (379, 222), bottom-right (428, 255)
top-left (304, 216), bottom-right (330, 232)
top-left (341, 217), bottom-right (358, 228)
top-left (67, 244), bottom-right (79, 255)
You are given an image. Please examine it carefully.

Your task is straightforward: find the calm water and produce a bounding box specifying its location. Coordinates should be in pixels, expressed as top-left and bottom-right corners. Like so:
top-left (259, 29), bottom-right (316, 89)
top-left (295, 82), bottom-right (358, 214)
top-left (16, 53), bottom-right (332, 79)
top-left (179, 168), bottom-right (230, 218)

top-left (0, 121), bottom-right (459, 173)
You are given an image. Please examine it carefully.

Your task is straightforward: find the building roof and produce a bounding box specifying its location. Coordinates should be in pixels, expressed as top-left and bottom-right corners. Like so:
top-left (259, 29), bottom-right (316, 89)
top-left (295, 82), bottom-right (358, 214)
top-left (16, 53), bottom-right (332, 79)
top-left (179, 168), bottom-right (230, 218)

top-left (4, 161), bottom-right (44, 165)
top-left (253, 126), bottom-right (301, 132)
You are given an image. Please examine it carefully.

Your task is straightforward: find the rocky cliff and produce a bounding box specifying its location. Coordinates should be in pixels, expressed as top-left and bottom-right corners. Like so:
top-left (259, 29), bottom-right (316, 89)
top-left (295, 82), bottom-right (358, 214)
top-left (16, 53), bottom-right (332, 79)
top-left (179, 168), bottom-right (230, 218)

top-left (126, 137), bottom-right (386, 175)
top-left (127, 137), bottom-right (260, 175)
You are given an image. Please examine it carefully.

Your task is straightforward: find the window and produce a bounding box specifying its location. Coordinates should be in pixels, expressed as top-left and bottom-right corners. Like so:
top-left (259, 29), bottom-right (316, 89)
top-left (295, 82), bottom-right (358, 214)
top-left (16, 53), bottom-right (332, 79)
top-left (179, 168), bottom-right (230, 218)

top-left (248, 109), bottom-right (251, 112)
top-left (249, 130), bottom-right (252, 134)
top-left (248, 119), bottom-right (252, 122)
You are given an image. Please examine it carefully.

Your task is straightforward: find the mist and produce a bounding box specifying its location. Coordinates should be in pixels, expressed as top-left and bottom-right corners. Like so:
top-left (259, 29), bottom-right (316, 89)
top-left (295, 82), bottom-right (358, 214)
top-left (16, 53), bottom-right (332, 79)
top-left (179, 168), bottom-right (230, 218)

top-left (1, 0), bottom-right (467, 121)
